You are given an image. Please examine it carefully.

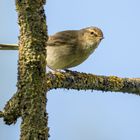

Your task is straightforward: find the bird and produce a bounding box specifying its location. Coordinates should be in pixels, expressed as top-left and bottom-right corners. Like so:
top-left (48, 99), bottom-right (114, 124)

top-left (0, 26), bottom-right (104, 70)
top-left (47, 26), bottom-right (104, 70)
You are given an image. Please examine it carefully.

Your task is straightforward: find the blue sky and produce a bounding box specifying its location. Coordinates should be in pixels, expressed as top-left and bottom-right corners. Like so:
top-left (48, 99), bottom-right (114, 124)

top-left (0, 0), bottom-right (140, 140)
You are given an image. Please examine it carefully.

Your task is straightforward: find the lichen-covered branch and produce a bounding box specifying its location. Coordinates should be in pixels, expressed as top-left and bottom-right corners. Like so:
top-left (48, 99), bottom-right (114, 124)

top-left (1, 0), bottom-right (50, 139)
top-left (1, 0), bottom-right (49, 139)
top-left (46, 71), bottom-right (140, 95)
top-left (15, 0), bottom-right (49, 139)
top-left (0, 111), bottom-right (3, 117)
top-left (1, 71), bottom-right (139, 127)
top-left (0, 92), bottom-right (21, 125)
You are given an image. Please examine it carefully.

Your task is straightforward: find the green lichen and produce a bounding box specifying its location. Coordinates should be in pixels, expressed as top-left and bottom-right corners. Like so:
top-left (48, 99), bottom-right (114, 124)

top-left (107, 76), bottom-right (124, 91)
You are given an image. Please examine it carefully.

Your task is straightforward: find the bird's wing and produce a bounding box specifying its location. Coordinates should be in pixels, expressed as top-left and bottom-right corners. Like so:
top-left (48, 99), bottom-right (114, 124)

top-left (47, 30), bottom-right (78, 47)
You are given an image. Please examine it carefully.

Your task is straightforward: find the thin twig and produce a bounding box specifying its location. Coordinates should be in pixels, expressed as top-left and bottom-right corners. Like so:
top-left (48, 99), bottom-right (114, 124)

top-left (0, 44), bottom-right (18, 50)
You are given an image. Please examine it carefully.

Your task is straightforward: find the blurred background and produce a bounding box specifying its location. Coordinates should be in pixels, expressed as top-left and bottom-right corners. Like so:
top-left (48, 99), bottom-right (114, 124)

top-left (0, 0), bottom-right (140, 140)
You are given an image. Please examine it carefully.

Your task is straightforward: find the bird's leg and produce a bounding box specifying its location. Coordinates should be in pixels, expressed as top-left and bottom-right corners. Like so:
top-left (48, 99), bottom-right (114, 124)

top-left (47, 65), bottom-right (64, 74)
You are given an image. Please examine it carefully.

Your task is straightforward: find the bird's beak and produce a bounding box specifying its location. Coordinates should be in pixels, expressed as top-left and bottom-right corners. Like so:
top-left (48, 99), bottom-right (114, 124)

top-left (98, 36), bottom-right (104, 41)
top-left (101, 36), bottom-right (104, 40)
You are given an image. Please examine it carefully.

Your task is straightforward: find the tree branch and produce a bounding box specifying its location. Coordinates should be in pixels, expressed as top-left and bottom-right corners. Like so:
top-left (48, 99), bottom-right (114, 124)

top-left (15, 0), bottom-right (49, 139)
top-left (0, 111), bottom-right (3, 117)
top-left (46, 71), bottom-right (140, 95)
top-left (1, 71), bottom-right (139, 125)
top-left (0, 0), bottom-right (49, 139)
top-left (0, 92), bottom-right (21, 124)
top-left (1, 71), bottom-right (139, 124)
top-left (0, 44), bottom-right (18, 50)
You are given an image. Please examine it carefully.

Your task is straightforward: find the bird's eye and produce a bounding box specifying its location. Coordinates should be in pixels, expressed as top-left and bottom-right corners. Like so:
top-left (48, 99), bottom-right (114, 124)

top-left (90, 31), bottom-right (98, 37)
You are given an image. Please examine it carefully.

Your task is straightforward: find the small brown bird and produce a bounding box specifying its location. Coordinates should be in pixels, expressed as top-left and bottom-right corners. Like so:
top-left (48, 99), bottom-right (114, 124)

top-left (47, 26), bottom-right (104, 70)
top-left (0, 26), bottom-right (104, 70)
